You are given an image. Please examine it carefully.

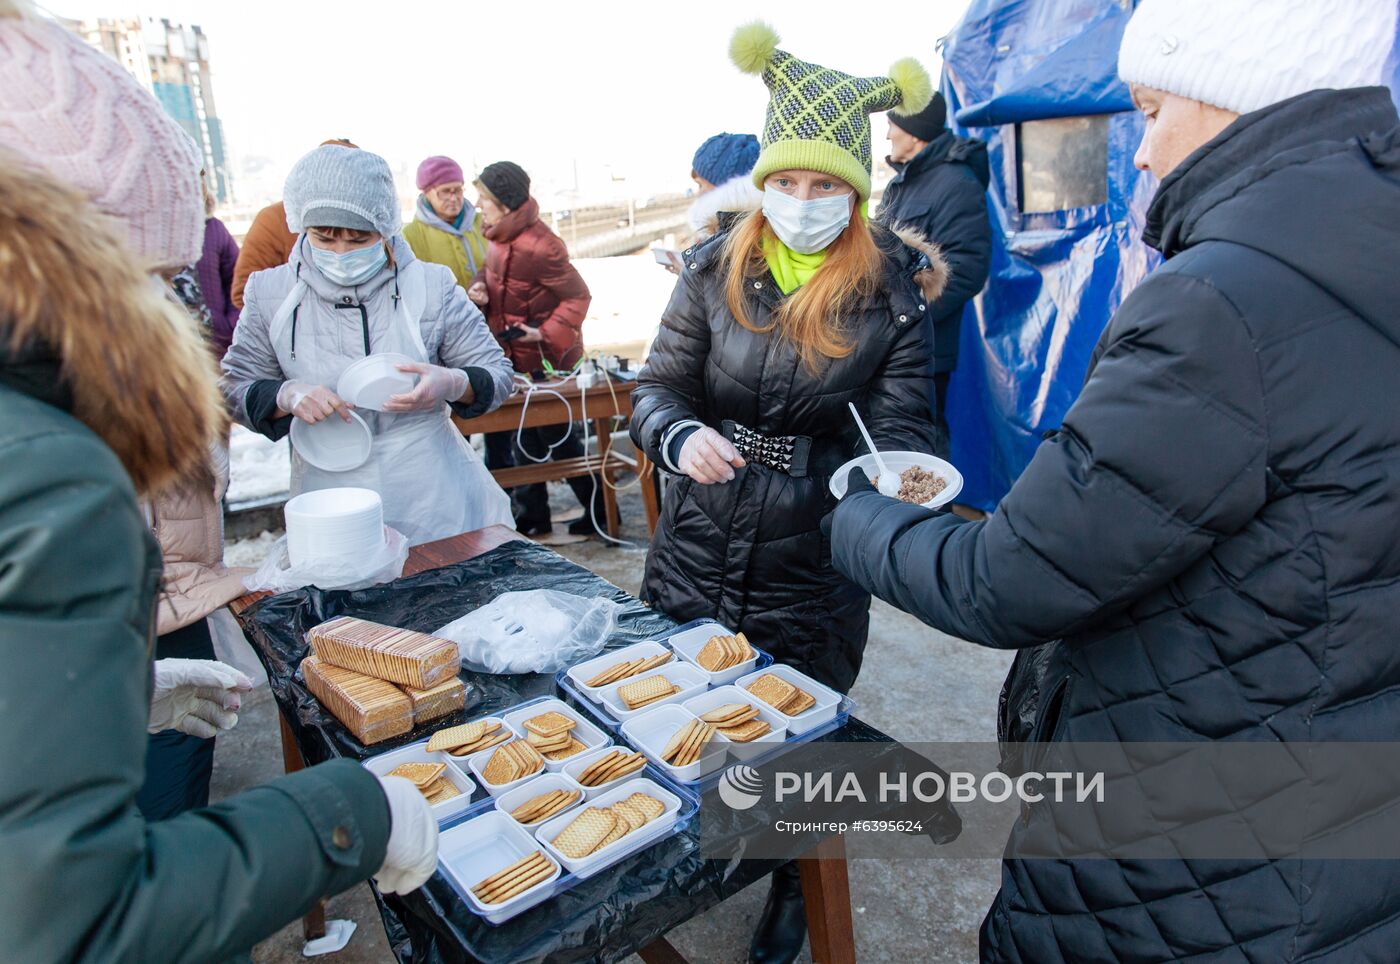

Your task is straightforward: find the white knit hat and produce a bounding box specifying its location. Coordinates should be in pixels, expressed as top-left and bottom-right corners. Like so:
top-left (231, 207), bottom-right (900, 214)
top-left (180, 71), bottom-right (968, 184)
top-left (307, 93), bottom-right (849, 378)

top-left (1119, 0), bottom-right (1398, 115)
top-left (283, 145), bottom-right (402, 238)
top-left (0, 18), bottom-right (205, 268)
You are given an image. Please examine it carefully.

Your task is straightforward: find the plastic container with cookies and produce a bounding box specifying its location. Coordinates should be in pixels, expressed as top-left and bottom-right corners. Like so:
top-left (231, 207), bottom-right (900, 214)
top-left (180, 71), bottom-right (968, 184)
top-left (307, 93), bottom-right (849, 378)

top-left (436, 809), bottom-right (563, 924)
top-left (666, 620), bottom-right (766, 686)
top-left (564, 641), bottom-right (677, 699)
top-left (595, 663), bottom-right (709, 723)
top-left (361, 740), bottom-right (476, 823)
top-left (464, 731), bottom-right (553, 798)
top-left (535, 776), bottom-right (686, 879)
top-left (681, 685), bottom-right (788, 762)
top-left (559, 745), bottom-right (652, 799)
top-left (620, 703), bottom-right (732, 783)
top-left (494, 772), bottom-right (588, 829)
top-left (735, 665), bottom-right (844, 736)
top-left (500, 697), bottom-right (611, 771)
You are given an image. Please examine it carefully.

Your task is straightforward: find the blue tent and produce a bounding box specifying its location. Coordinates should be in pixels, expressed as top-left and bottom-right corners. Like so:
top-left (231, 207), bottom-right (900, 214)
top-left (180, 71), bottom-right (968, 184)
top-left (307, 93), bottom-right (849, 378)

top-left (940, 0), bottom-right (1153, 511)
top-left (942, 0), bottom-right (1400, 512)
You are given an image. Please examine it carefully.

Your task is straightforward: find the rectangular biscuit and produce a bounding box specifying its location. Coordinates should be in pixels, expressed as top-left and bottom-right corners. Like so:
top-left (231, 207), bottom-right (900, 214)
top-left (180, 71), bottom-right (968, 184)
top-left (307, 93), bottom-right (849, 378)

top-left (300, 655), bottom-right (412, 745)
top-left (308, 615), bottom-right (460, 690)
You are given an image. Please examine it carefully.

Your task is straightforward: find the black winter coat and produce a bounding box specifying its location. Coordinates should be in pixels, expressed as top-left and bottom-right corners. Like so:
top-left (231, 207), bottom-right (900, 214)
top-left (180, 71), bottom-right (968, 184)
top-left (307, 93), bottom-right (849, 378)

top-left (632, 222), bottom-right (945, 692)
top-left (832, 87), bottom-right (1400, 961)
top-left (876, 131), bottom-right (992, 373)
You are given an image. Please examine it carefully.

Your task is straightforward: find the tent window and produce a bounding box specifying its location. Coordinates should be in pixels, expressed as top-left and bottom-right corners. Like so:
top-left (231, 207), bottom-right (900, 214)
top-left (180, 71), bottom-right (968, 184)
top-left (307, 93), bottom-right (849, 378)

top-left (1016, 116), bottom-right (1109, 213)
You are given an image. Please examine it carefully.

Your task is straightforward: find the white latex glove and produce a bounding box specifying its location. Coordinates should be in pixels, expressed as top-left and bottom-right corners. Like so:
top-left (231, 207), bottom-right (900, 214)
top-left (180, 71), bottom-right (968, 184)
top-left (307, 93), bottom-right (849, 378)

top-left (277, 380), bottom-right (354, 424)
top-left (148, 658), bottom-right (253, 739)
top-left (678, 426), bottom-right (747, 484)
top-left (381, 362), bottom-right (470, 413)
top-left (373, 775), bottom-right (439, 894)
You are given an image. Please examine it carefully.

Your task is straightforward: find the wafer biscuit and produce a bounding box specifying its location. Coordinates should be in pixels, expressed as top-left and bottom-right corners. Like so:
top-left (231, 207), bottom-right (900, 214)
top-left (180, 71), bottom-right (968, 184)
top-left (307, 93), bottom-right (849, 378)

top-left (473, 851), bottom-right (552, 903)
top-left (482, 744), bottom-right (522, 785)
top-left (585, 658), bottom-right (641, 688)
top-left (626, 792), bottom-right (666, 822)
top-left (610, 801), bottom-right (642, 833)
top-left (300, 656), bottom-right (412, 745)
top-left (700, 703), bottom-right (758, 725)
top-left (612, 797), bottom-right (651, 831)
top-left (719, 718), bottom-right (771, 742)
top-left (523, 711), bottom-right (575, 738)
top-left (447, 727), bottom-right (510, 757)
top-left (386, 762), bottom-right (446, 789)
top-left (424, 778), bottom-right (462, 804)
top-left (779, 688), bottom-right (816, 716)
top-left (427, 719), bottom-right (496, 752)
top-left (308, 616), bottom-right (460, 690)
top-left (527, 729), bottom-right (572, 752)
top-left (661, 720), bottom-right (698, 761)
top-left (595, 818), bottom-right (627, 850)
top-left (542, 737), bottom-right (586, 761)
top-left (618, 674), bottom-right (675, 709)
top-left (553, 807), bottom-right (618, 858)
top-left (746, 673), bottom-right (796, 710)
top-left (591, 750), bottom-right (646, 785)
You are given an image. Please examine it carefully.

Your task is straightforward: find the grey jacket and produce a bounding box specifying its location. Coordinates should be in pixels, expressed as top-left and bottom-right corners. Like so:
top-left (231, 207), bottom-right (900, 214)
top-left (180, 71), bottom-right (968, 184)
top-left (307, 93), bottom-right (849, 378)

top-left (222, 235), bottom-right (515, 438)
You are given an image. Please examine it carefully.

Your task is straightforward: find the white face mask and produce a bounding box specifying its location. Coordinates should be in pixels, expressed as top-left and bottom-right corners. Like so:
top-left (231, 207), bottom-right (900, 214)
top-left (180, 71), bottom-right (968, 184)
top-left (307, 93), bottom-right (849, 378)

top-left (761, 187), bottom-right (853, 254)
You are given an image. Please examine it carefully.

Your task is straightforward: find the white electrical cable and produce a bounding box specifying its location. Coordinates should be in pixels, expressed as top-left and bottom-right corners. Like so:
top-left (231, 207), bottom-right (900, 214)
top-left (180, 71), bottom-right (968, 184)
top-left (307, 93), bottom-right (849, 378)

top-left (579, 376), bottom-right (638, 548)
top-left (514, 384), bottom-right (574, 464)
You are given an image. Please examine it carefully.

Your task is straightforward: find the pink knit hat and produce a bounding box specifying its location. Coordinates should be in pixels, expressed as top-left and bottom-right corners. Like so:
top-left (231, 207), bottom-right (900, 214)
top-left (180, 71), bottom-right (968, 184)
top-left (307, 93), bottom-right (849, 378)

top-left (416, 155), bottom-right (465, 191)
top-left (0, 18), bottom-right (205, 268)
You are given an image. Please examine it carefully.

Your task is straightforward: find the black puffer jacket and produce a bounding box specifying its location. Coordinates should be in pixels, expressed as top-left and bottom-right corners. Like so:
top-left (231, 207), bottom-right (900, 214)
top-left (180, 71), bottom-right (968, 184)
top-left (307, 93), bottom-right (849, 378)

top-left (876, 131), bottom-right (991, 373)
top-left (832, 87), bottom-right (1400, 961)
top-left (632, 222), bottom-right (946, 692)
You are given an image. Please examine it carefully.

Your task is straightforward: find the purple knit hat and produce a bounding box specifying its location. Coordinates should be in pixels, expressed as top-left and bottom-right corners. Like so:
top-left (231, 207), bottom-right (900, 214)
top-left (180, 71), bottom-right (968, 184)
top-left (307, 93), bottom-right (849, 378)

top-left (0, 18), bottom-right (204, 268)
top-left (417, 155), bottom-right (465, 191)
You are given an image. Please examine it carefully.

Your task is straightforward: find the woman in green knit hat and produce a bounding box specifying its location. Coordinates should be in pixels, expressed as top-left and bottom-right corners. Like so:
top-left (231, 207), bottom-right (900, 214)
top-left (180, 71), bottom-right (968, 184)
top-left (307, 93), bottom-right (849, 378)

top-left (629, 22), bottom-right (948, 963)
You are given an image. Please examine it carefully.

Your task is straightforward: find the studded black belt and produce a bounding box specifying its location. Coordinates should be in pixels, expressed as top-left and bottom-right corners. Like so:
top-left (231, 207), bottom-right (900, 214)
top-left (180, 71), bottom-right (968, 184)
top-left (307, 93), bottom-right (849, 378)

top-left (721, 420), bottom-right (812, 477)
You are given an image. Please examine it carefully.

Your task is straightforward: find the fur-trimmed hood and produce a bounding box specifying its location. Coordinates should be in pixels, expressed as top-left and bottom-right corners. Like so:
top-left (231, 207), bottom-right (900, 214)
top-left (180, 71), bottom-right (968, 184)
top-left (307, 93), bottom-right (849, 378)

top-left (887, 222), bottom-right (950, 306)
top-left (0, 157), bottom-right (225, 495)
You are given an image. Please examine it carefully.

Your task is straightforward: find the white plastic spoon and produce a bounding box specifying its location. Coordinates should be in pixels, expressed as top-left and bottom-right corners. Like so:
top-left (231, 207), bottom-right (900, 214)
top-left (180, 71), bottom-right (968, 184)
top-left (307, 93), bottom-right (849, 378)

top-left (848, 402), bottom-right (901, 497)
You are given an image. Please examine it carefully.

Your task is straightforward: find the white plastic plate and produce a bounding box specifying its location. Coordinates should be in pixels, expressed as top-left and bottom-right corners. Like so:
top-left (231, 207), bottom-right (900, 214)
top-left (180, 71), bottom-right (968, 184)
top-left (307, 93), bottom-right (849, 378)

top-left (289, 410), bottom-right (373, 472)
top-left (828, 450), bottom-right (963, 509)
top-left (360, 740), bottom-right (476, 823)
top-left (437, 810), bottom-right (562, 924)
top-left (535, 776), bottom-right (682, 879)
top-left (666, 621), bottom-right (759, 686)
top-left (735, 665), bottom-right (843, 736)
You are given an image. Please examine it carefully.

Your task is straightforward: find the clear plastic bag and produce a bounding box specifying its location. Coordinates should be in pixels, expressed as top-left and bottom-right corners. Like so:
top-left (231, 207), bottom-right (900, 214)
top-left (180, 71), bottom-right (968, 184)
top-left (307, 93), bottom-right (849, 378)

top-left (433, 590), bottom-right (621, 675)
top-left (244, 526), bottom-right (410, 594)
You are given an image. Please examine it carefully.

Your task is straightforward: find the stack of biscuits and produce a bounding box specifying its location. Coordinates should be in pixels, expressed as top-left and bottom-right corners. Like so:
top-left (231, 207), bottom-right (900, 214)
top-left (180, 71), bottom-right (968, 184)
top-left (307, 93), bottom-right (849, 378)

top-left (575, 748), bottom-right (647, 787)
top-left (551, 794), bottom-right (665, 859)
top-left (661, 718), bottom-right (715, 767)
top-left (470, 850), bottom-right (554, 905)
top-left (481, 739), bottom-right (546, 786)
top-left (521, 711), bottom-right (587, 762)
top-left (385, 761), bottom-right (461, 805)
top-left (299, 616), bottom-right (464, 745)
top-left (508, 787), bottom-right (582, 825)
top-left (427, 719), bottom-right (512, 758)
top-left (584, 651), bottom-right (673, 688)
top-left (695, 633), bottom-right (754, 673)
top-left (745, 673), bottom-right (816, 716)
top-left (699, 702), bottom-right (771, 742)
top-left (617, 674), bottom-right (679, 710)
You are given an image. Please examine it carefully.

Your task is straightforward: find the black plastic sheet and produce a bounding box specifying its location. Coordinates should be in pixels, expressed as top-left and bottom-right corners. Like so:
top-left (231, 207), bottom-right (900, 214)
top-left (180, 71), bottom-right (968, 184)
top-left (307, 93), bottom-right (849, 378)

top-left (238, 541), bottom-right (910, 963)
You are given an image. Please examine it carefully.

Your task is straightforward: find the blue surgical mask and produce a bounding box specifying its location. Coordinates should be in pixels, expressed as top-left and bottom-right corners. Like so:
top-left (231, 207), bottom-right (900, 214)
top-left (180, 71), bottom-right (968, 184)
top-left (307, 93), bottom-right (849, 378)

top-left (761, 187), bottom-right (853, 254)
top-left (312, 242), bottom-right (388, 286)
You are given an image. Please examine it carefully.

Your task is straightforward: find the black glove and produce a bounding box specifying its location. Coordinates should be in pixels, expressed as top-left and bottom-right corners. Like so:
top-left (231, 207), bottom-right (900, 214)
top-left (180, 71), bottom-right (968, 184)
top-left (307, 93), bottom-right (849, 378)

top-left (820, 467), bottom-right (879, 537)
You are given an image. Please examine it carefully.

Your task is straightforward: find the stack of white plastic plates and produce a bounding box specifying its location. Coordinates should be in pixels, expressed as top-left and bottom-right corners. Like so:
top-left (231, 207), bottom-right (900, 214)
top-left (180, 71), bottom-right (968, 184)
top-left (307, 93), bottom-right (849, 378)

top-left (290, 410), bottom-right (373, 472)
top-left (337, 353), bottom-right (418, 411)
top-left (285, 487), bottom-right (386, 567)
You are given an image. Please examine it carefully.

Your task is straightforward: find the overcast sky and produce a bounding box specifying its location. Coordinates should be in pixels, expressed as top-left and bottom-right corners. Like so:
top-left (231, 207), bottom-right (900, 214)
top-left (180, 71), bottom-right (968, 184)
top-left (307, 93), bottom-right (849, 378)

top-left (47, 0), bottom-right (974, 204)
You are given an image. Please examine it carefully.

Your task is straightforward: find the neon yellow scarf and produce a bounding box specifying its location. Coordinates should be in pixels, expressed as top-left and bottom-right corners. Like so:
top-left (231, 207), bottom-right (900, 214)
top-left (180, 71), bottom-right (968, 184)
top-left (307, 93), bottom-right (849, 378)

top-left (761, 202), bottom-right (868, 294)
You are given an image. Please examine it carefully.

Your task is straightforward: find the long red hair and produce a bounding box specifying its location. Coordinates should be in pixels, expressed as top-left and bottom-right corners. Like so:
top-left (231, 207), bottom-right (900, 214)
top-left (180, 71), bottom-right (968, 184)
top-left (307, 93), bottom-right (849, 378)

top-left (722, 209), bottom-right (883, 372)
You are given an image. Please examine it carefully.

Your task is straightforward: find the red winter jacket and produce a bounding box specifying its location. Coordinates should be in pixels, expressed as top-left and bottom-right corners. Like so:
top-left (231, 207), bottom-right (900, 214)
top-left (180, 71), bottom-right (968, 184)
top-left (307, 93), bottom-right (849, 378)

top-left (482, 197), bottom-right (591, 374)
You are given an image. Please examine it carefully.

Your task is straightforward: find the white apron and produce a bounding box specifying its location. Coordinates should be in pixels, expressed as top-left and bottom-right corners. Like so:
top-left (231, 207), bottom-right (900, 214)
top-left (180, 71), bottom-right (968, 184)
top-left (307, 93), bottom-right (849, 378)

top-left (269, 261), bottom-right (512, 545)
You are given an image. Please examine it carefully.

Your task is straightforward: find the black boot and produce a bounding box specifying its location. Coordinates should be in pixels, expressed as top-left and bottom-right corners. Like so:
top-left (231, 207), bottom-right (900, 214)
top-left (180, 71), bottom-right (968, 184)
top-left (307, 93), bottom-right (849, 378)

top-left (749, 862), bottom-right (806, 964)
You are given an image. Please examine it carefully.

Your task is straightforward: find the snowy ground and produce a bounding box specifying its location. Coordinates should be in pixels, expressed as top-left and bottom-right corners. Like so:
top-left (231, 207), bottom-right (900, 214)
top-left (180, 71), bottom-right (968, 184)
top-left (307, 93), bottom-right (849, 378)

top-left (226, 254), bottom-right (673, 514)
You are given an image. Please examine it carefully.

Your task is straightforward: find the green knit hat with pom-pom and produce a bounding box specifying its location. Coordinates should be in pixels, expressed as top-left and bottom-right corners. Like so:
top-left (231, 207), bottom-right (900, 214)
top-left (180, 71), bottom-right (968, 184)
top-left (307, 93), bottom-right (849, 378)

top-left (730, 21), bottom-right (932, 201)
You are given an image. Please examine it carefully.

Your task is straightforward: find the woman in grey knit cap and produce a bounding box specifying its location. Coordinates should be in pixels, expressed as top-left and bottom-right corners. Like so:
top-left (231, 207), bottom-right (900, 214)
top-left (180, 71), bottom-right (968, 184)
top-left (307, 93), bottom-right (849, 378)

top-left (223, 144), bottom-right (517, 543)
